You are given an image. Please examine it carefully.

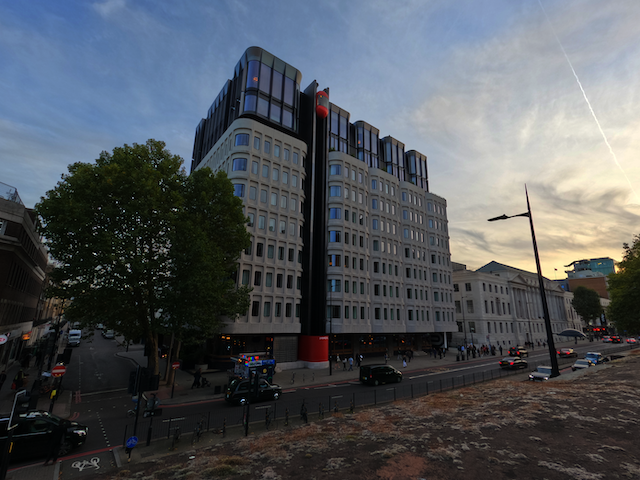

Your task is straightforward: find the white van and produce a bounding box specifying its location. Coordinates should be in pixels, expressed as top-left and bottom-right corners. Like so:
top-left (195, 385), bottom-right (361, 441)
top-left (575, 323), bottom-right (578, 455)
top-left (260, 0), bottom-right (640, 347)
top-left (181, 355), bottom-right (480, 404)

top-left (68, 329), bottom-right (82, 347)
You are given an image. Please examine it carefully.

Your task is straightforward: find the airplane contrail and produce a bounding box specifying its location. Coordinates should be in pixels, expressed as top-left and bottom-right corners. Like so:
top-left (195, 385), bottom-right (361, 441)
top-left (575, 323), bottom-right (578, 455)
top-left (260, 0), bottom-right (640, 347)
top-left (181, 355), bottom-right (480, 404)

top-left (537, 0), bottom-right (640, 204)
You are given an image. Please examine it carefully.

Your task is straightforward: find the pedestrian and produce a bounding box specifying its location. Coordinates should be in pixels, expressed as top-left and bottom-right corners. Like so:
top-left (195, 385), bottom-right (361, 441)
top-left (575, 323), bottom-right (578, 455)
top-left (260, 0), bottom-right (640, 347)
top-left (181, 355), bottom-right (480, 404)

top-left (342, 356), bottom-right (347, 371)
top-left (0, 370), bottom-right (6, 391)
top-left (191, 368), bottom-right (202, 389)
top-left (402, 357), bottom-right (407, 368)
top-left (499, 345), bottom-right (503, 356)
top-left (12, 369), bottom-right (25, 390)
top-left (336, 354), bottom-right (341, 370)
top-left (384, 353), bottom-right (388, 364)
top-left (43, 421), bottom-right (66, 465)
top-left (348, 357), bottom-right (354, 371)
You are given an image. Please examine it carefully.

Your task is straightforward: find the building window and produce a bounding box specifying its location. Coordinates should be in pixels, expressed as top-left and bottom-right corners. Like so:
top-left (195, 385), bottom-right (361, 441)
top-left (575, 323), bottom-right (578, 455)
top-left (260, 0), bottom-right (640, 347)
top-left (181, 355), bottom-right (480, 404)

top-left (256, 243), bottom-right (264, 257)
top-left (263, 302), bottom-right (271, 317)
top-left (241, 270), bottom-right (250, 285)
top-left (235, 134), bottom-right (249, 146)
top-left (233, 184), bottom-right (245, 197)
top-left (253, 136), bottom-right (260, 150)
top-left (232, 158), bottom-right (247, 171)
top-left (264, 140), bottom-right (271, 154)
top-left (465, 283), bottom-right (472, 292)
top-left (265, 273), bottom-right (272, 287)
top-left (267, 245), bottom-right (274, 258)
top-left (254, 272), bottom-right (262, 286)
top-left (329, 186), bottom-right (341, 197)
top-left (251, 301), bottom-right (259, 316)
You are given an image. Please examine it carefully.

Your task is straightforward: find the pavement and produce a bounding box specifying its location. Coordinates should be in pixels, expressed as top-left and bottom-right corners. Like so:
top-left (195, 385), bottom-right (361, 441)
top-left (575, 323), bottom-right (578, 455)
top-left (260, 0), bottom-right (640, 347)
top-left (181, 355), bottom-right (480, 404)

top-left (0, 336), bottom-right (609, 479)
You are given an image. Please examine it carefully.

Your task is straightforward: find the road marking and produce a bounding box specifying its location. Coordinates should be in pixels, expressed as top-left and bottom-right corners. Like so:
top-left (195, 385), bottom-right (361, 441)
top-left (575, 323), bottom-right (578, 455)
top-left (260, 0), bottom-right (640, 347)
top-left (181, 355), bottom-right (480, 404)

top-left (71, 457), bottom-right (100, 472)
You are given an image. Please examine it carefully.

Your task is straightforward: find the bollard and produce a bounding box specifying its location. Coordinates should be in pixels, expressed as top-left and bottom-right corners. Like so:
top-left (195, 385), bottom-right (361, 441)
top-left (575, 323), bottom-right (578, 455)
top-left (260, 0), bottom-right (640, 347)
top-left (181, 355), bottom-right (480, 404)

top-left (319, 402), bottom-right (324, 419)
top-left (334, 400), bottom-right (339, 413)
top-left (222, 417), bottom-right (226, 438)
top-left (285, 408), bottom-right (289, 426)
top-left (349, 399), bottom-right (354, 414)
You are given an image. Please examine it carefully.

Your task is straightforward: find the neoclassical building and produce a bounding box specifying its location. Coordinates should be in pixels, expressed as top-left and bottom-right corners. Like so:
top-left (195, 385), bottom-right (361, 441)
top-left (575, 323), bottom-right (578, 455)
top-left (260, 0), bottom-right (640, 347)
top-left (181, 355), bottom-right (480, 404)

top-left (452, 261), bottom-right (579, 348)
top-left (191, 47), bottom-right (455, 368)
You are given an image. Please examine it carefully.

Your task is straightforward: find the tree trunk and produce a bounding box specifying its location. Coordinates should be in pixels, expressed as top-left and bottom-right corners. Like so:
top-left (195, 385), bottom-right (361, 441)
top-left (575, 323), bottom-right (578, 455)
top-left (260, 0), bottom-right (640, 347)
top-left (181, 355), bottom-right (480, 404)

top-left (146, 331), bottom-right (160, 376)
top-left (166, 340), bottom-right (182, 386)
top-left (163, 333), bottom-right (175, 382)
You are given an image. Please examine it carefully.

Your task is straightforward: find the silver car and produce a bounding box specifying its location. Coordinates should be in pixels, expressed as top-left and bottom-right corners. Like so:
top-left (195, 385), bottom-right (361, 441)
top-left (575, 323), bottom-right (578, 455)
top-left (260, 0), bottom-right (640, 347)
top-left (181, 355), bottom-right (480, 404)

top-left (572, 359), bottom-right (593, 371)
top-left (528, 366), bottom-right (552, 381)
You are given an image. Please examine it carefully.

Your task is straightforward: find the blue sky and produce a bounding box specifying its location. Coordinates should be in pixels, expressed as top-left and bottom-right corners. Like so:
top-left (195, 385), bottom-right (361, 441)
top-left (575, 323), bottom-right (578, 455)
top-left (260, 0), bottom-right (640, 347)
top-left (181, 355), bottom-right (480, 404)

top-left (2, 0), bottom-right (639, 278)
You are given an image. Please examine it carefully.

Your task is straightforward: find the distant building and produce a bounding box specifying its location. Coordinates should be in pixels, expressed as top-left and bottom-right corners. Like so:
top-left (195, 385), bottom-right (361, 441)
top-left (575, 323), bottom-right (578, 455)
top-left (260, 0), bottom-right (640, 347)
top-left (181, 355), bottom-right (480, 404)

top-left (0, 182), bottom-right (49, 367)
top-left (565, 258), bottom-right (616, 278)
top-left (191, 47), bottom-right (455, 368)
top-left (452, 261), bottom-right (577, 348)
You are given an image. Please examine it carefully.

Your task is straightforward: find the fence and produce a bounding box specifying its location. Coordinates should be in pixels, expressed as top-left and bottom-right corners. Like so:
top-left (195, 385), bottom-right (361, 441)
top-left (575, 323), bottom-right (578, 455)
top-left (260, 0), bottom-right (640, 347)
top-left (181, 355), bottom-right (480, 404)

top-left (123, 343), bottom-right (637, 446)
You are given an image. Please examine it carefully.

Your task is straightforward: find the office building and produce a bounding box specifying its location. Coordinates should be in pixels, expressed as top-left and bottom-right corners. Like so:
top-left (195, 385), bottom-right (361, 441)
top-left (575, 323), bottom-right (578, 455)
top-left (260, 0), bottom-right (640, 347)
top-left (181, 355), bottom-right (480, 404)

top-left (191, 47), bottom-right (455, 368)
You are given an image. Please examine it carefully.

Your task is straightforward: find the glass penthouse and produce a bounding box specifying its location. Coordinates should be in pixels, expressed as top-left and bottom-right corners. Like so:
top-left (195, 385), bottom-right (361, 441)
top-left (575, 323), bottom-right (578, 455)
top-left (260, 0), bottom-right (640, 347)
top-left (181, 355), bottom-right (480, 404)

top-left (192, 47), bottom-right (454, 369)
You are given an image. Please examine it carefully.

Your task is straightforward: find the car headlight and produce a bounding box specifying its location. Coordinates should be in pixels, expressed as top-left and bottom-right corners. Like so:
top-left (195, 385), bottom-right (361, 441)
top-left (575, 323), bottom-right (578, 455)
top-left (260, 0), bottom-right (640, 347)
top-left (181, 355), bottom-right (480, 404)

top-left (73, 429), bottom-right (87, 436)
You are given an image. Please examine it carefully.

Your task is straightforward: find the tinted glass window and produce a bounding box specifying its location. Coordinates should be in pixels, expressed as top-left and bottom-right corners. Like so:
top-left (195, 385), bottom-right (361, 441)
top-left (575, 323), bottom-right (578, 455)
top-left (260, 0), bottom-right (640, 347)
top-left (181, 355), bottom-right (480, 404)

top-left (246, 61), bottom-right (259, 89)
top-left (232, 158), bottom-right (247, 171)
top-left (235, 134), bottom-right (249, 146)
top-left (244, 94), bottom-right (256, 113)
top-left (283, 77), bottom-right (294, 106)
top-left (270, 102), bottom-right (281, 123)
top-left (257, 97), bottom-right (269, 117)
top-left (271, 70), bottom-right (283, 101)
top-left (259, 63), bottom-right (271, 94)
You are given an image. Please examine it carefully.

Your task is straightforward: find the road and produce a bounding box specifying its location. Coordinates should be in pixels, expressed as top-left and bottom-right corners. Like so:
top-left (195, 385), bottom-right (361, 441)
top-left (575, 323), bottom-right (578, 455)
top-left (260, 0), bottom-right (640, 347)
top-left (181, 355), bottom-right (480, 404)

top-left (9, 336), bottom-right (631, 477)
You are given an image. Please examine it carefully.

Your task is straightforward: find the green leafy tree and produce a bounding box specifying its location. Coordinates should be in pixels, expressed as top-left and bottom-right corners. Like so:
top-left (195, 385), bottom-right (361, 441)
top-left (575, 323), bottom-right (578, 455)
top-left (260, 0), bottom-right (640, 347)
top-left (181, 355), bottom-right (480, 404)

top-left (37, 139), bottom-right (251, 375)
top-left (607, 235), bottom-right (640, 335)
top-left (571, 286), bottom-right (603, 326)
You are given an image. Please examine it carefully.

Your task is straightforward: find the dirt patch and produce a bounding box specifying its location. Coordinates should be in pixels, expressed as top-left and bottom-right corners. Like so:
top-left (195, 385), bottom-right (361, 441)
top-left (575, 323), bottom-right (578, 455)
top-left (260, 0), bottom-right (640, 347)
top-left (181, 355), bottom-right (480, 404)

top-left (106, 352), bottom-right (640, 479)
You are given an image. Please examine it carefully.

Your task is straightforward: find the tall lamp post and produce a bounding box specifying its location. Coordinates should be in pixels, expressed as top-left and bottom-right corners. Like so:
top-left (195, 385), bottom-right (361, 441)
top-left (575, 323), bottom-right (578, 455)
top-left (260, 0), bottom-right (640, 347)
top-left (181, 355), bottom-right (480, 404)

top-left (488, 186), bottom-right (560, 378)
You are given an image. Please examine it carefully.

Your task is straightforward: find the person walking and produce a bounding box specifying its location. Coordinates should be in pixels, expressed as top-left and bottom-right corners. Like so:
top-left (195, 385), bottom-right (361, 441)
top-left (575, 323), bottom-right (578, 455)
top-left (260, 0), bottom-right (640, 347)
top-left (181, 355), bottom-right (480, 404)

top-left (336, 354), bottom-right (341, 370)
top-left (402, 357), bottom-right (407, 368)
top-left (348, 357), bottom-right (354, 371)
top-left (342, 356), bottom-right (347, 371)
top-left (499, 345), bottom-right (503, 356)
top-left (191, 368), bottom-right (202, 389)
top-left (12, 369), bottom-right (25, 390)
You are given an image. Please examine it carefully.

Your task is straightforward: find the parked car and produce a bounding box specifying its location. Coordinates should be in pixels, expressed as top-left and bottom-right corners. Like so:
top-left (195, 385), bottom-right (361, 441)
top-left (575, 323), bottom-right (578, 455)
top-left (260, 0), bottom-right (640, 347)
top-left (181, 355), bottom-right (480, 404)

top-left (359, 365), bottom-right (403, 386)
top-left (585, 352), bottom-right (608, 365)
top-left (225, 378), bottom-right (282, 405)
top-left (602, 336), bottom-right (612, 343)
top-left (626, 338), bottom-right (637, 344)
top-left (528, 366), bottom-right (553, 381)
top-left (67, 329), bottom-right (82, 347)
top-left (0, 410), bottom-right (88, 462)
top-left (102, 330), bottom-right (115, 339)
top-left (95, 323), bottom-right (105, 330)
top-left (557, 348), bottom-right (577, 358)
top-left (508, 345), bottom-right (528, 357)
top-left (610, 335), bottom-right (622, 343)
top-left (499, 356), bottom-right (528, 369)
top-left (572, 359), bottom-right (593, 371)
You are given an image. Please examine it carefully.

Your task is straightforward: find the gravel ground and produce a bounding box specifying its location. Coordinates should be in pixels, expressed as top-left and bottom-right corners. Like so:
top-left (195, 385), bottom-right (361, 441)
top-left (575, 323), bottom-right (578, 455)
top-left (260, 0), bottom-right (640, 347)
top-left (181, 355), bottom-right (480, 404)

top-left (107, 350), bottom-right (640, 480)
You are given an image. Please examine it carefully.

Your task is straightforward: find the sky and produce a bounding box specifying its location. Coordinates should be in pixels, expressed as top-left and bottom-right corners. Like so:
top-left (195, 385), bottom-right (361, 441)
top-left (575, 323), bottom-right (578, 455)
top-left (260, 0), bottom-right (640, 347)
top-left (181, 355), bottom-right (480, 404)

top-left (1, 0), bottom-right (639, 279)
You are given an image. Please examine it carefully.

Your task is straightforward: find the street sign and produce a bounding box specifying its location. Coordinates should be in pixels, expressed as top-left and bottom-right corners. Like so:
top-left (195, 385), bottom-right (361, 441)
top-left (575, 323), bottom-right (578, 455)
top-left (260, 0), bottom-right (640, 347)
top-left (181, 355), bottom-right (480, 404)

top-left (0, 335), bottom-right (7, 345)
top-left (126, 436), bottom-right (138, 449)
top-left (171, 361), bottom-right (180, 369)
top-left (51, 365), bottom-right (67, 377)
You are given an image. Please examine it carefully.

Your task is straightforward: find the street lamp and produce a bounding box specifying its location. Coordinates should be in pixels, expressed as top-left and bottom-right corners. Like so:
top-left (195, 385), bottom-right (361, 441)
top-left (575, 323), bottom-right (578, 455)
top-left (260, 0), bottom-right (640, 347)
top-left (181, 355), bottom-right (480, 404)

top-left (488, 186), bottom-right (560, 378)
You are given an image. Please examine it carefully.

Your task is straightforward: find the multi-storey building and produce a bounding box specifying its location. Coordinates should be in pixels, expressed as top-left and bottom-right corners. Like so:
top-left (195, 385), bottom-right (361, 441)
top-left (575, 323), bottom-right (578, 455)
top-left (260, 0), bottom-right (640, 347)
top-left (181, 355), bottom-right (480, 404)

top-left (0, 182), bottom-right (49, 367)
top-left (452, 261), bottom-right (575, 348)
top-left (191, 47), bottom-right (455, 368)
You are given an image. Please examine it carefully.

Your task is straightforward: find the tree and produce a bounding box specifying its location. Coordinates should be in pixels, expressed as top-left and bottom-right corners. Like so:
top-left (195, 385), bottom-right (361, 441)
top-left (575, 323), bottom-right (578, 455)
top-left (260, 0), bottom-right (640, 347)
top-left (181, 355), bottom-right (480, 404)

top-left (37, 139), bottom-right (251, 375)
top-left (607, 235), bottom-right (640, 335)
top-left (571, 286), bottom-right (603, 326)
